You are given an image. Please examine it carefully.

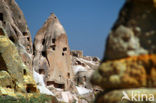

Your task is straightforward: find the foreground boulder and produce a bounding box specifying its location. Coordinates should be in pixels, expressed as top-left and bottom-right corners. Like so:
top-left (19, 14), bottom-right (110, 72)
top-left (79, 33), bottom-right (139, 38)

top-left (0, 25), bottom-right (38, 97)
top-left (91, 0), bottom-right (156, 103)
top-left (104, 0), bottom-right (156, 61)
top-left (0, 0), bottom-right (33, 71)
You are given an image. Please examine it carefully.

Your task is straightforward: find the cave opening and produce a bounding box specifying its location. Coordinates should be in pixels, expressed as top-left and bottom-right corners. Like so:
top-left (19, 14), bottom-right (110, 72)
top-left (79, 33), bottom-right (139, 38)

top-left (39, 69), bottom-right (45, 74)
top-left (0, 13), bottom-right (3, 21)
top-left (50, 45), bottom-right (56, 51)
top-left (63, 47), bottom-right (67, 51)
top-left (9, 36), bottom-right (15, 42)
top-left (26, 84), bottom-right (37, 93)
top-left (0, 28), bottom-right (5, 36)
top-left (23, 32), bottom-right (28, 36)
top-left (23, 69), bottom-right (27, 75)
top-left (67, 73), bottom-right (70, 78)
top-left (52, 38), bottom-right (56, 43)
top-left (0, 53), bottom-right (7, 71)
top-left (42, 39), bottom-right (45, 45)
top-left (62, 53), bottom-right (64, 56)
top-left (42, 51), bottom-right (46, 57)
top-left (27, 37), bottom-right (30, 41)
top-left (47, 81), bottom-right (65, 89)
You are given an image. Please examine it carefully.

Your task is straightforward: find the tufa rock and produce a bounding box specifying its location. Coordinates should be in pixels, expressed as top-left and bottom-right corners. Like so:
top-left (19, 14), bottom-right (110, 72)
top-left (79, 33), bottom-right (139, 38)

top-left (91, 0), bottom-right (156, 103)
top-left (0, 26), bottom-right (38, 97)
top-left (0, 0), bottom-right (33, 71)
top-left (91, 54), bottom-right (156, 89)
top-left (104, 0), bottom-right (156, 61)
top-left (33, 13), bottom-right (73, 90)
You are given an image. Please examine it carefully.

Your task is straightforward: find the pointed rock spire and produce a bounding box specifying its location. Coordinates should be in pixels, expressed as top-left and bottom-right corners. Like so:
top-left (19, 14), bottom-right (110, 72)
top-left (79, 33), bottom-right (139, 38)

top-left (33, 13), bottom-right (73, 90)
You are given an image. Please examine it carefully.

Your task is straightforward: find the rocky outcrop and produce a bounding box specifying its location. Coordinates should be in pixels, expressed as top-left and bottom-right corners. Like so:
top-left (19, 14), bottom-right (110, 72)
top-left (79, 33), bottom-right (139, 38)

top-left (33, 13), bottom-right (73, 90)
top-left (91, 54), bottom-right (156, 89)
top-left (91, 0), bottom-right (156, 103)
top-left (72, 52), bottom-right (100, 103)
top-left (0, 25), bottom-right (38, 97)
top-left (0, 0), bottom-right (33, 71)
top-left (104, 0), bottom-right (156, 61)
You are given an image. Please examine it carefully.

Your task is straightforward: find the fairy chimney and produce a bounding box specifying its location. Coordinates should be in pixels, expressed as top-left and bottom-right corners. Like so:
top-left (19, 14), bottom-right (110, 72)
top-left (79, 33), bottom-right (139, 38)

top-left (33, 13), bottom-right (73, 90)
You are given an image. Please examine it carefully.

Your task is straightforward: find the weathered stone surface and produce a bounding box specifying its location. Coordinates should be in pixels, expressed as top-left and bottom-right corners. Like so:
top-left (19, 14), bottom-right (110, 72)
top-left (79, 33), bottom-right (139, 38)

top-left (95, 88), bottom-right (156, 103)
top-left (91, 1), bottom-right (156, 103)
top-left (0, 26), bottom-right (38, 97)
top-left (72, 56), bottom-right (100, 89)
top-left (91, 54), bottom-right (156, 89)
top-left (33, 13), bottom-right (73, 90)
top-left (104, 0), bottom-right (156, 61)
top-left (71, 50), bottom-right (83, 58)
top-left (0, 0), bottom-right (33, 70)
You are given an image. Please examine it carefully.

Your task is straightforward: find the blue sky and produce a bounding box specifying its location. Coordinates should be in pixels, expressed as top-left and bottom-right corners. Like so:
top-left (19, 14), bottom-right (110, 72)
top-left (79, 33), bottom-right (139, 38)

top-left (16, 0), bottom-right (125, 59)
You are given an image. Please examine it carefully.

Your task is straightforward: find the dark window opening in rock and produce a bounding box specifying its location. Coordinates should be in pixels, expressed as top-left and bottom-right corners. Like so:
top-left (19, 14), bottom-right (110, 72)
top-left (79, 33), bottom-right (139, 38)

top-left (50, 45), bottom-right (56, 51)
top-left (0, 28), bottom-right (5, 36)
top-left (72, 53), bottom-right (78, 57)
top-left (9, 36), bottom-right (15, 43)
top-left (6, 85), bottom-right (11, 88)
top-left (23, 32), bottom-right (28, 36)
top-left (42, 39), bottom-right (45, 45)
top-left (63, 47), bottom-right (67, 51)
top-left (76, 61), bottom-right (81, 65)
top-left (3, 21), bottom-right (6, 25)
top-left (42, 51), bottom-right (46, 57)
top-left (0, 53), bottom-right (7, 71)
top-left (93, 58), bottom-right (98, 62)
top-left (67, 73), bottom-right (70, 78)
top-left (23, 69), bottom-right (27, 75)
top-left (0, 13), bottom-right (3, 21)
top-left (122, 36), bottom-right (130, 42)
top-left (26, 84), bottom-right (37, 93)
top-left (47, 81), bottom-right (65, 89)
top-left (39, 69), bottom-right (45, 74)
top-left (27, 37), bottom-right (30, 41)
top-left (52, 38), bottom-right (56, 43)
top-left (77, 78), bottom-right (80, 85)
top-left (84, 76), bottom-right (87, 81)
top-left (62, 53), bottom-right (64, 56)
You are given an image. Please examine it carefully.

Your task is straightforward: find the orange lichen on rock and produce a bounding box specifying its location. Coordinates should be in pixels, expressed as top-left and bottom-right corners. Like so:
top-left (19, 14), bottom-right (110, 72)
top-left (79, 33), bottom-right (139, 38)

top-left (91, 54), bottom-right (156, 89)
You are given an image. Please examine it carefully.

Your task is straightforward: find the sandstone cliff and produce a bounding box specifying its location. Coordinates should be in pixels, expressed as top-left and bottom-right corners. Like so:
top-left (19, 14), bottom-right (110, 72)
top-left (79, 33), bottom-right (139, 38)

top-left (0, 25), bottom-right (38, 98)
top-left (91, 0), bottom-right (156, 103)
top-left (0, 0), bottom-right (33, 71)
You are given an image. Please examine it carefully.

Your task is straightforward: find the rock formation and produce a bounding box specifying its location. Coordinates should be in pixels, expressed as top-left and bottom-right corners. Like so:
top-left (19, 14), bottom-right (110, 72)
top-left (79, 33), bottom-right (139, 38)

top-left (0, 0), bottom-right (33, 71)
top-left (0, 25), bottom-right (38, 97)
top-left (91, 0), bottom-right (156, 103)
top-left (71, 50), bottom-right (100, 103)
top-left (33, 13), bottom-right (101, 102)
top-left (33, 13), bottom-right (73, 90)
top-left (104, 0), bottom-right (156, 61)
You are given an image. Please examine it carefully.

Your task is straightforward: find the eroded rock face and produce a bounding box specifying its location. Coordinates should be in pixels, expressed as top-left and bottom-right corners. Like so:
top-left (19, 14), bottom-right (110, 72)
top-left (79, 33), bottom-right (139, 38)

top-left (91, 54), bottom-right (156, 89)
top-left (0, 0), bottom-right (33, 71)
top-left (91, 0), bottom-right (156, 103)
top-left (33, 13), bottom-right (73, 90)
top-left (0, 26), bottom-right (38, 97)
top-left (104, 0), bottom-right (156, 61)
